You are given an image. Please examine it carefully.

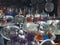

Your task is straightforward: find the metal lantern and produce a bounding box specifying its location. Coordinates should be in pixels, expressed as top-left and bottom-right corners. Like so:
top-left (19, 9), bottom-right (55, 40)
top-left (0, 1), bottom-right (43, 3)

top-left (14, 15), bottom-right (25, 24)
top-left (45, 2), bottom-right (54, 12)
top-left (0, 25), bottom-right (20, 40)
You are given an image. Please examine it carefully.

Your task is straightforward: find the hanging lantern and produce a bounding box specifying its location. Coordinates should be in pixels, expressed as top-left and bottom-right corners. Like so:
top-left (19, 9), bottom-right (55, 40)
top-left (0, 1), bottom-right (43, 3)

top-left (45, 1), bottom-right (54, 12)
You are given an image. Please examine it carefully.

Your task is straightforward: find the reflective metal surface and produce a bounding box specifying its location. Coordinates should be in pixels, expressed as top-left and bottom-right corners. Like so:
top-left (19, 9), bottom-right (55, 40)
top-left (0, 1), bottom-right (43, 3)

top-left (47, 20), bottom-right (60, 34)
top-left (14, 15), bottom-right (25, 23)
top-left (2, 15), bottom-right (14, 23)
top-left (23, 22), bottom-right (38, 32)
top-left (39, 39), bottom-right (54, 45)
top-left (45, 2), bottom-right (54, 12)
top-left (0, 25), bottom-right (20, 40)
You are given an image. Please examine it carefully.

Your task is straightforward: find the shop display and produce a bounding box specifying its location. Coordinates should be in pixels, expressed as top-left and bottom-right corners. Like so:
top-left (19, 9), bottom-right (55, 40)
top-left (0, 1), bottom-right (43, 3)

top-left (0, 0), bottom-right (58, 45)
top-left (0, 6), bottom-right (58, 45)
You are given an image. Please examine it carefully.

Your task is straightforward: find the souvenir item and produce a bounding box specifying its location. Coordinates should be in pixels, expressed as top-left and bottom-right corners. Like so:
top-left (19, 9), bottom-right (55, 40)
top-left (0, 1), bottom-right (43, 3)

top-left (26, 16), bottom-right (33, 22)
top-left (7, 8), bottom-right (16, 17)
top-left (47, 30), bottom-right (56, 41)
top-left (43, 35), bottom-right (49, 40)
top-left (39, 39), bottom-right (54, 45)
top-left (45, 1), bottom-right (54, 12)
top-left (0, 25), bottom-right (19, 40)
top-left (18, 31), bottom-right (27, 45)
top-left (2, 15), bottom-right (14, 23)
top-left (2, 18), bottom-right (6, 24)
top-left (34, 32), bottom-right (43, 42)
top-left (40, 11), bottom-right (47, 20)
top-left (23, 22), bottom-right (38, 32)
top-left (26, 9), bottom-right (33, 22)
top-left (26, 32), bottom-right (35, 45)
top-left (34, 13), bottom-right (40, 22)
top-left (15, 15), bottom-right (24, 23)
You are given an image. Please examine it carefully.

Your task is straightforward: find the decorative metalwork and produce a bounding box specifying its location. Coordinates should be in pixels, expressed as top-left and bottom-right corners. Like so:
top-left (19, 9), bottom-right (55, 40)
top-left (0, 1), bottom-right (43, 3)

top-left (0, 25), bottom-right (20, 40)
